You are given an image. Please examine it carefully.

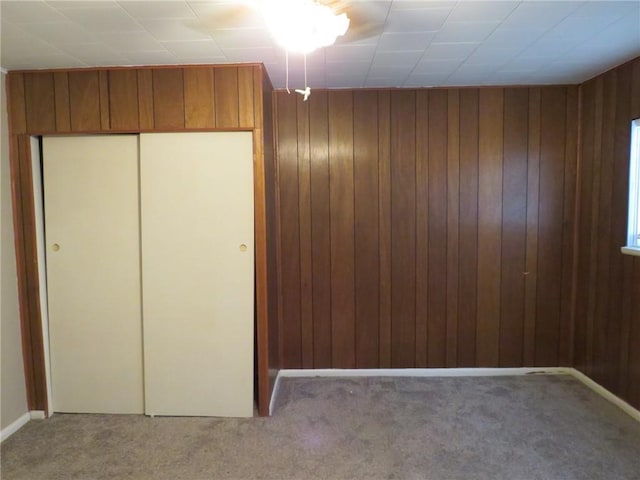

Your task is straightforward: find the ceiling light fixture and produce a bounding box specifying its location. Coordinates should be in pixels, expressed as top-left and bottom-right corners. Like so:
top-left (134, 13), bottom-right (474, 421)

top-left (261, 0), bottom-right (349, 100)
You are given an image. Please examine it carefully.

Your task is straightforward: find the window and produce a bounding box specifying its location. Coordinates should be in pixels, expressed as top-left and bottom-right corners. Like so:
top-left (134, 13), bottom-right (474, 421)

top-left (622, 118), bottom-right (640, 256)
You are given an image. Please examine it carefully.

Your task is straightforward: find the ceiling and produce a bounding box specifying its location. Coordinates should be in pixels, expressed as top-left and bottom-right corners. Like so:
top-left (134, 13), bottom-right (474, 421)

top-left (1, 1), bottom-right (639, 89)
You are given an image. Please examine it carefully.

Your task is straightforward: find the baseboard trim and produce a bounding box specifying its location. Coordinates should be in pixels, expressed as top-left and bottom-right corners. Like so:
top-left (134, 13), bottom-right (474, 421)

top-left (276, 367), bottom-right (572, 378)
top-left (30, 410), bottom-right (46, 420)
top-left (568, 369), bottom-right (640, 423)
top-left (1, 412), bottom-right (30, 442)
top-left (270, 367), bottom-right (640, 423)
top-left (269, 374), bottom-right (282, 416)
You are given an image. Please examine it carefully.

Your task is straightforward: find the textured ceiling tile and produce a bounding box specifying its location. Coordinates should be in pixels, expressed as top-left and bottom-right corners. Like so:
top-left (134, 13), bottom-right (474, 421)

top-left (60, 6), bottom-right (145, 33)
top-left (447, 1), bottom-right (520, 22)
top-left (19, 22), bottom-right (94, 45)
top-left (413, 58), bottom-right (462, 74)
top-left (223, 47), bottom-right (279, 63)
top-left (422, 42), bottom-right (480, 60)
top-left (432, 21), bottom-right (501, 43)
top-left (2, 1), bottom-right (68, 23)
top-left (372, 50), bottom-right (424, 67)
top-left (209, 28), bottom-right (274, 49)
top-left (325, 44), bottom-right (377, 63)
top-left (119, 1), bottom-right (195, 19)
top-left (376, 32), bottom-right (436, 52)
top-left (139, 18), bottom-right (211, 41)
top-left (481, 28), bottom-right (546, 49)
top-left (98, 31), bottom-right (165, 51)
top-left (386, 7), bottom-right (452, 32)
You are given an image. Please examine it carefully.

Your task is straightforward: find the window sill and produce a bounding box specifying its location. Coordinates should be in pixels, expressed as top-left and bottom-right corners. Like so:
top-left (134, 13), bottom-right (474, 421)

top-left (621, 246), bottom-right (640, 257)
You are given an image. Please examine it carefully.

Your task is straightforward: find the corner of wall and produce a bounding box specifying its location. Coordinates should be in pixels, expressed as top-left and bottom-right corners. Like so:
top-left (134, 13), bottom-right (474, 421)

top-left (1, 72), bottom-right (30, 431)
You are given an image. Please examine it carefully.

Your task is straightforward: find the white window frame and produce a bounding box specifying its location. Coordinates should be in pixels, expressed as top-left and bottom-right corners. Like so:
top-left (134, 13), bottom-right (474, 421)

top-left (621, 118), bottom-right (640, 257)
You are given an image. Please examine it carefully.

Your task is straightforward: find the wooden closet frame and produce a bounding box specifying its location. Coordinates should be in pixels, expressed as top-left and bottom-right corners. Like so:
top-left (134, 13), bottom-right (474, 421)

top-left (6, 64), bottom-right (278, 417)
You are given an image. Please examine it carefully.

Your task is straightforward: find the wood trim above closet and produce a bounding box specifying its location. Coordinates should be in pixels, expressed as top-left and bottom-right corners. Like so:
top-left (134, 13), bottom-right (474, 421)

top-left (6, 64), bottom-right (278, 417)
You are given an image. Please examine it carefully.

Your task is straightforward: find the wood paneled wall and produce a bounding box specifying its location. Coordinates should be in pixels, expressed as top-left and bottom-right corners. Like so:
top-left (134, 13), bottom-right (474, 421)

top-left (574, 58), bottom-right (640, 409)
top-left (274, 86), bottom-right (579, 369)
top-left (6, 64), bottom-right (278, 416)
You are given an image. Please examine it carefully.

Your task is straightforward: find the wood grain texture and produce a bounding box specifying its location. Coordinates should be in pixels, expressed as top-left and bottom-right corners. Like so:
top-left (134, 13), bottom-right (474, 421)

top-left (446, 90), bottom-right (460, 368)
top-left (427, 89), bottom-right (448, 368)
top-left (98, 71), bottom-right (110, 130)
top-left (276, 93), bottom-right (302, 368)
top-left (137, 70), bottom-right (154, 129)
top-left (108, 70), bottom-right (139, 131)
top-left (274, 81), bottom-right (582, 372)
top-left (8, 73), bottom-right (27, 134)
top-left (457, 89), bottom-right (479, 367)
top-left (25, 73), bottom-right (56, 133)
top-left (238, 66), bottom-right (255, 128)
top-left (574, 57), bottom-right (640, 409)
top-left (152, 68), bottom-right (185, 129)
top-left (328, 91), bottom-right (355, 369)
top-left (390, 91), bottom-right (417, 367)
top-left (378, 92), bottom-right (392, 368)
top-left (6, 64), bottom-right (275, 416)
top-left (476, 89), bottom-right (503, 367)
top-left (309, 92), bottom-right (332, 368)
top-left (499, 88), bottom-right (528, 367)
top-left (68, 71), bottom-right (101, 131)
top-left (415, 90), bottom-right (429, 368)
top-left (53, 73), bottom-right (71, 132)
top-left (353, 91), bottom-right (379, 368)
top-left (297, 96), bottom-right (314, 369)
top-left (183, 68), bottom-right (214, 129)
top-left (214, 67), bottom-right (239, 128)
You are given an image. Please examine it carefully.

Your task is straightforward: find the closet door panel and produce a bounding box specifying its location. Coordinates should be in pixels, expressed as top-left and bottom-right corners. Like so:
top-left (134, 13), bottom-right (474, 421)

top-left (140, 132), bottom-right (254, 417)
top-left (44, 135), bottom-right (143, 414)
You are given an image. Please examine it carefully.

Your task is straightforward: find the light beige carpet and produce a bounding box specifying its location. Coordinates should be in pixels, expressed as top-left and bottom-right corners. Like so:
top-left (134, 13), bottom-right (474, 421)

top-left (2, 375), bottom-right (640, 479)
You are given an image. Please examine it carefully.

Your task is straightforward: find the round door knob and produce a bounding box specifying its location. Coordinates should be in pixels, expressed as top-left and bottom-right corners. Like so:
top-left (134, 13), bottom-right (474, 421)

top-left (52, 243), bottom-right (60, 252)
top-left (239, 244), bottom-right (247, 252)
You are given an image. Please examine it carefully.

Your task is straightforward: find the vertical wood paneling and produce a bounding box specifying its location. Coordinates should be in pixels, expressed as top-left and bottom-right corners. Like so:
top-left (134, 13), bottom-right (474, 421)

top-left (108, 70), bottom-right (139, 131)
top-left (458, 89), bottom-right (479, 367)
top-left (238, 66), bottom-right (255, 128)
top-left (390, 91), bottom-right (416, 367)
top-left (53, 72), bottom-right (71, 132)
top-left (25, 73), bottom-right (56, 132)
top-left (427, 89), bottom-right (448, 368)
top-left (328, 91), bottom-right (355, 369)
top-left (499, 88), bottom-right (528, 367)
top-left (215, 67), bottom-right (239, 128)
top-left (277, 93), bottom-right (301, 368)
top-left (309, 92), bottom-right (332, 368)
top-left (574, 57), bottom-right (640, 409)
top-left (137, 70), bottom-right (154, 129)
top-left (7, 73), bottom-right (27, 134)
top-left (378, 92), bottom-right (392, 368)
top-left (353, 91), bottom-right (380, 368)
top-left (7, 64), bottom-right (274, 416)
top-left (68, 71), bottom-right (101, 131)
top-left (297, 97), bottom-right (314, 369)
top-left (559, 86), bottom-right (578, 367)
top-left (524, 88), bottom-right (541, 367)
top-left (16, 137), bottom-right (47, 409)
top-left (152, 68), bottom-right (185, 129)
top-left (275, 83), bottom-right (585, 374)
top-left (183, 68), bottom-right (214, 129)
top-left (446, 90), bottom-right (460, 368)
top-left (536, 87), bottom-right (567, 366)
top-left (415, 91), bottom-right (428, 367)
top-left (98, 71), bottom-right (110, 130)
top-left (610, 65), bottom-right (632, 395)
top-left (476, 89), bottom-right (503, 367)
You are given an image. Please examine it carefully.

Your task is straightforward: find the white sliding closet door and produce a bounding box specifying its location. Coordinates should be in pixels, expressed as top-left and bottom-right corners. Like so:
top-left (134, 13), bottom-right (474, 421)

top-left (140, 132), bottom-right (254, 417)
top-left (44, 135), bottom-right (143, 414)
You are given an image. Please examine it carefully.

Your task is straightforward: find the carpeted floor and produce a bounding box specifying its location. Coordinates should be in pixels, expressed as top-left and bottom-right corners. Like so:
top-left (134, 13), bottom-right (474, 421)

top-left (2, 375), bottom-right (640, 480)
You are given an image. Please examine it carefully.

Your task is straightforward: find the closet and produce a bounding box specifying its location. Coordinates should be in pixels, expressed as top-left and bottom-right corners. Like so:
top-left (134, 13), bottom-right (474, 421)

top-left (44, 132), bottom-right (254, 418)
